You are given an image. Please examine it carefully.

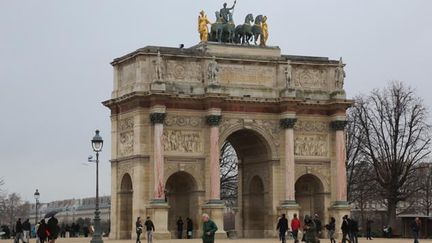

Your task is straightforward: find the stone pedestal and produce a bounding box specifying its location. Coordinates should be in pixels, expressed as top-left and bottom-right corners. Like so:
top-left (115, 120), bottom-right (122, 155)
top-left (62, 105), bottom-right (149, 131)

top-left (280, 88), bottom-right (296, 97)
top-left (150, 80), bottom-right (166, 92)
top-left (202, 203), bottom-right (227, 239)
top-left (330, 202), bottom-right (351, 239)
top-left (147, 202), bottom-right (171, 240)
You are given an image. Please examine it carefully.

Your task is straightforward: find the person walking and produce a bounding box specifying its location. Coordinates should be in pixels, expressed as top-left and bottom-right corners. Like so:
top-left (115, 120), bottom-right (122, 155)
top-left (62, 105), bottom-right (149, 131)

top-left (350, 218), bottom-right (358, 243)
top-left (37, 220), bottom-right (48, 243)
top-left (176, 216), bottom-right (184, 239)
top-left (22, 219), bottom-right (31, 243)
top-left (47, 216), bottom-right (59, 243)
top-left (291, 213), bottom-right (301, 243)
top-left (14, 218), bottom-right (25, 243)
top-left (325, 217), bottom-right (336, 243)
top-left (276, 214), bottom-right (289, 243)
top-left (186, 217), bottom-right (193, 239)
top-left (303, 215), bottom-right (317, 243)
top-left (341, 215), bottom-right (350, 243)
top-left (144, 217), bottom-right (155, 243)
top-left (366, 218), bottom-right (373, 240)
top-left (136, 217), bottom-right (143, 243)
top-left (313, 214), bottom-right (322, 239)
top-left (202, 214), bottom-right (218, 243)
top-left (411, 217), bottom-right (421, 243)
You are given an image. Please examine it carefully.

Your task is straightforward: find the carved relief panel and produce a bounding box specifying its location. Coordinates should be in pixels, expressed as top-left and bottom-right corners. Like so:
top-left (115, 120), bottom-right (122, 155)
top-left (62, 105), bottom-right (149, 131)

top-left (165, 60), bottom-right (203, 82)
top-left (294, 120), bottom-right (329, 157)
top-left (218, 63), bottom-right (276, 87)
top-left (163, 129), bottom-right (203, 154)
top-left (118, 117), bottom-right (134, 157)
top-left (292, 66), bottom-right (328, 90)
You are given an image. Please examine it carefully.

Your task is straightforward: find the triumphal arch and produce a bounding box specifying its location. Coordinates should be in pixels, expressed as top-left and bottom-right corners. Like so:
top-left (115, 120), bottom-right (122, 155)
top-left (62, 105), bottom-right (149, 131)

top-left (104, 6), bottom-right (351, 239)
top-left (104, 42), bottom-right (351, 239)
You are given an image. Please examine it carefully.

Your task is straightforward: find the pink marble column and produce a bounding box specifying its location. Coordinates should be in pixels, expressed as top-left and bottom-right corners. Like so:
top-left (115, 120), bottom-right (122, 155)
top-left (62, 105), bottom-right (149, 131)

top-left (280, 118), bottom-right (297, 205)
top-left (150, 112), bottom-right (166, 202)
top-left (206, 114), bottom-right (222, 203)
top-left (331, 120), bottom-right (348, 203)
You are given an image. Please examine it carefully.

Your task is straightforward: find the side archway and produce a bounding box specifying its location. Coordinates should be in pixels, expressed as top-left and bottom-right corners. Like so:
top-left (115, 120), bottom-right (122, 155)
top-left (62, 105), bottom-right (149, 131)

top-left (165, 171), bottom-right (199, 238)
top-left (295, 174), bottom-right (325, 220)
top-left (119, 173), bottom-right (133, 239)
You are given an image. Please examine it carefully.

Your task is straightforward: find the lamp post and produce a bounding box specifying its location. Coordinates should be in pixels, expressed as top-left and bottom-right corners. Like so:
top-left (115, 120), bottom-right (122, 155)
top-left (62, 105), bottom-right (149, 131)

top-left (34, 189), bottom-right (40, 226)
top-left (90, 130), bottom-right (103, 243)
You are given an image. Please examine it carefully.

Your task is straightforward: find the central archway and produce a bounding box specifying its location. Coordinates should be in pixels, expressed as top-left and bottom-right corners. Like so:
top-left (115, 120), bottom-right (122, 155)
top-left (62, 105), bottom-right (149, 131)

top-left (165, 171), bottom-right (198, 238)
top-left (223, 128), bottom-right (272, 238)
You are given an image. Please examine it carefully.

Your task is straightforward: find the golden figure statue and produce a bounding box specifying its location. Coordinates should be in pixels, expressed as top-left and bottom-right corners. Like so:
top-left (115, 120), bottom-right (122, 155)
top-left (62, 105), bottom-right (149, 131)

top-left (260, 16), bottom-right (268, 46)
top-left (198, 10), bottom-right (211, 42)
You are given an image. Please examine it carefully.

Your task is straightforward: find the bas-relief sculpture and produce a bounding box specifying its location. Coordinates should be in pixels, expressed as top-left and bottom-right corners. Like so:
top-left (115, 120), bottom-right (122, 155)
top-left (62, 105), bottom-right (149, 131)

top-left (119, 118), bottom-right (135, 157)
top-left (164, 115), bottom-right (203, 128)
top-left (294, 134), bottom-right (328, 157)
top-left (294, 120), bottom-right (329, 157)
top-left (163, 130), bottom-right (203, 153)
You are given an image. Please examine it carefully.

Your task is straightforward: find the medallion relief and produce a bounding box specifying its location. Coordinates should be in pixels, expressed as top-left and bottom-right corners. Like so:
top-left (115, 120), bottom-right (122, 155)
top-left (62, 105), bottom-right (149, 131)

top-left (293, 67), bottom-right (328, 90)
top-left (163, 129), bottom-right (203, 153)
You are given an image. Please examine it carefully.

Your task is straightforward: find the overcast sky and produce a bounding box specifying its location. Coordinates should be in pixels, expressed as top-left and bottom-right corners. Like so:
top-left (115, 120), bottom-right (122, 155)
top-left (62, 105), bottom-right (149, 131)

top-left (1, 0), bottom-right (431, 203)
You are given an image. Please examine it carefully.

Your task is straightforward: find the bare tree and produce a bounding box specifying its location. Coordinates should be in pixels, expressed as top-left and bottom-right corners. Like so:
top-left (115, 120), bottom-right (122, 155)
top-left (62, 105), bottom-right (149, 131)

top-left (220, 141), bottom-right (238, 208)
top-left (353, 81), bottom-right (431, 228)
top-left (0, 193), bottom-right (22, 226)
top-left (407, 163), bottom-right (432, 216)
top-left (346, 107), bottom-right (367, 202)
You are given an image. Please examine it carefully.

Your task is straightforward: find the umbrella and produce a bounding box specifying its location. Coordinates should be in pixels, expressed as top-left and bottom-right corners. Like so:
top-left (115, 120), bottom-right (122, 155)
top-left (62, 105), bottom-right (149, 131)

top-left (44, 211), bottom-right (58, 219)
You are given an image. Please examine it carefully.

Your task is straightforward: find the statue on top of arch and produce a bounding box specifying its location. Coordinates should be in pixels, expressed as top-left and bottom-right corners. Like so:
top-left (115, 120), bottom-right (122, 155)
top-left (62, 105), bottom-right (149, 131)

top-left (198, 1), bottom-right (269, 46)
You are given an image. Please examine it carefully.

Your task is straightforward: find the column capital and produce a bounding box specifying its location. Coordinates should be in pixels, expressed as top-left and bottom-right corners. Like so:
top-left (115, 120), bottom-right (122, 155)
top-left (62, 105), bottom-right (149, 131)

top-left (280, 118), bottom-right (297, 129)
top-left (150, 113), bottom-right (166, 124)
top-left (330, 120), bottom-right (347, 131)
top-left (206, 115), bottom-right (222, 126)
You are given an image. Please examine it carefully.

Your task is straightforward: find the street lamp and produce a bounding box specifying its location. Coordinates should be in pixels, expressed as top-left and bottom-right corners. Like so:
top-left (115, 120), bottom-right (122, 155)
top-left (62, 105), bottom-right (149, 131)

top-left (90, 130), bottom-right (103, 243)
top-left (34, 189), bottom-right (40, 225)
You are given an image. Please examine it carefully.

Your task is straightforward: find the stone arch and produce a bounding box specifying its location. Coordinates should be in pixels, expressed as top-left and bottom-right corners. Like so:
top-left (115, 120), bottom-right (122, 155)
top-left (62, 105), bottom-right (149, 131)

top-left (223, 128), bottom-right (273, 238)
top-left (295, 168), bottom-right (330, 193)
top-left (119, 173), bottom-right (133, 239)
top-left (219, 122), bottom-right (278, 159)
top-left (295, 174), bottom-right (325, 221)
top-left (165, 171), bottom-right (199, 238)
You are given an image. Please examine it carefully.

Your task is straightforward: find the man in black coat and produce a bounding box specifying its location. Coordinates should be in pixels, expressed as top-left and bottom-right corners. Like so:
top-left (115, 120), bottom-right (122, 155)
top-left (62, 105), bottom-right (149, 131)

top-left (14, 218), bottom-right (25, 243)
top-left (186, 217), bottom-right (193, 239)
top-left (341, 215), bottom-right (350, 243)
top-left (22, 219), bottom-right (31, 242)
top-left (176, 217), bottom-right (184, 239)
top-left (276, 214), bottom-right (289, 243)
top-left (313, 214), bottom-right (322, 238)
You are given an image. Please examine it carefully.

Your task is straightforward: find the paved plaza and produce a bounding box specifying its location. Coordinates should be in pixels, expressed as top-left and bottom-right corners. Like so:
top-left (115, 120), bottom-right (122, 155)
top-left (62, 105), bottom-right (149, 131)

top-left (1, 238), bottom-right (429, 243)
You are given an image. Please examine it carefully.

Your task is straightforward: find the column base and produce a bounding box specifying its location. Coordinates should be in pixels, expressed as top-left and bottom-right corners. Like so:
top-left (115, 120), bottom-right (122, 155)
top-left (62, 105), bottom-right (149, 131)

top-left (330, 202), bottom-right (351, 240)
top-left (147, 201), bottom-right (171, 240)
top-left (202, 202), bottom-right (227, 239)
